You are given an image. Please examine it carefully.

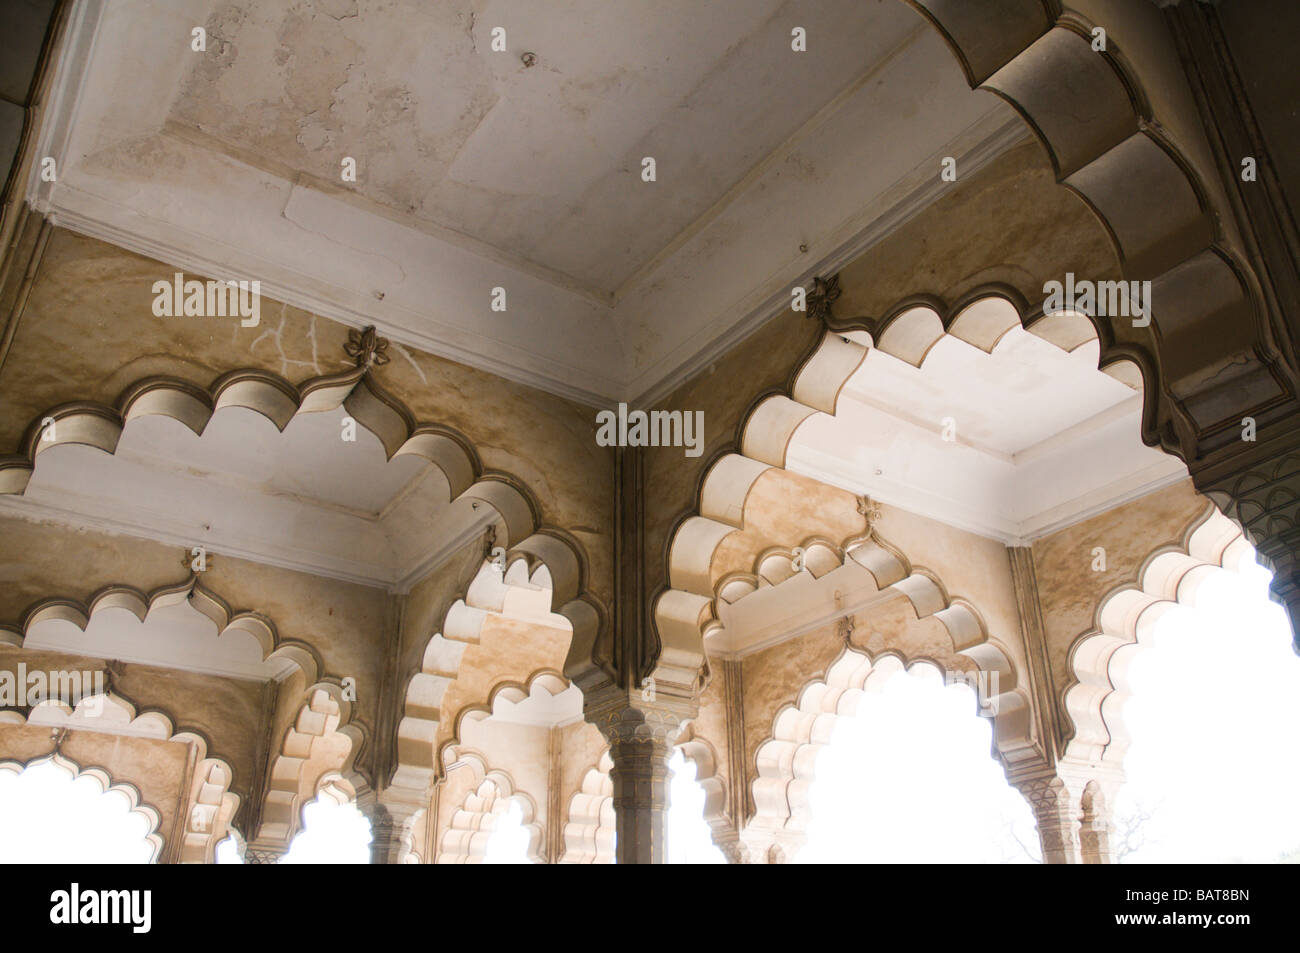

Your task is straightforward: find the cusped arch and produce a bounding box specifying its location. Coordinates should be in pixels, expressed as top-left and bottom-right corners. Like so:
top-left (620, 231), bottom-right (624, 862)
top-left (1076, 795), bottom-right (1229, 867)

top-left (1063, 504), bottom-right (1252, 767)
top-left (673, 723), bottom-right (730, 853)
top-left (656, 285), bottom-right (1155, 700)
top-left (259, 682), bottom-right (366, 848)
top-left (661, 463), bottom-right (1032, 762)
top-left (743, 648), bottom-right (1014, 861)
top-left (0, 574), bottom-right (322, 683)
top-left (900, 0), bottom-right (1274, 453)
top-left (394, 549), bottom-right (579, 798)
top-left (435, 754), bottom-right (544, 865)
top-left (437, 669), bottom-right (572, 777)
top-left (0, 752), bottom-right (166, 862)
top-left (0, 361), bottom-right (607, 700)
top-left (560, 749), bottom-right (614, 865)
top-left (0, 690), bottom-right (240, 864)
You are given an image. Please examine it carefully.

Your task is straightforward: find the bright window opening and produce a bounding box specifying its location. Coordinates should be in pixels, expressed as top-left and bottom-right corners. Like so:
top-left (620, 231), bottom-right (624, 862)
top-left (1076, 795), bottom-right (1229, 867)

top-left (483, 797), bottom-right (533, 864)
top-left (215, 834), bottom-right (243, 864)
top-left (0, 758), bottom-right (155, 863)
top-left (1116, 552), bottom-right (1300, 863)
top-left (668, 749), bottom-right (726, 864)
top-left (280, 796), bottom-right (371, 864)
top-left (798, 665), bottom-right (1041, 863)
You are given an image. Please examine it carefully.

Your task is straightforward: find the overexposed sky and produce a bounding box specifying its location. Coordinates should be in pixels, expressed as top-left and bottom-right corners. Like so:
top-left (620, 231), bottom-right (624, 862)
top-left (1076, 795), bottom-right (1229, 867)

top-left (279, 796), bottom-right (371, 864)
top-left (0, 759), bottom-right (155, 863)
top-left (1116, 552), bottom-right (1300, 863)
top-left (797, 665), bottom-right (1040, 864)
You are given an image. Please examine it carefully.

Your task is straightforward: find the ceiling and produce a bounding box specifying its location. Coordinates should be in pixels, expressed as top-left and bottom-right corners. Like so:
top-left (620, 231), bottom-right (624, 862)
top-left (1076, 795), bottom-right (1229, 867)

top-left (11, 0), bottom-right (1187, 579)
top-left (29, 0), bottom-right (1027, 405)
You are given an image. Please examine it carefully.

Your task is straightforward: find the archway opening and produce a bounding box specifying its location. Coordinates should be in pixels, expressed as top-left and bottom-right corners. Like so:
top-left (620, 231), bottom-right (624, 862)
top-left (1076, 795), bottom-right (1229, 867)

top-left (0, 757), bottom-right (158, 863)
top-left (796, 663), bottom-right (1040, 863)
top-left (1113, 551), bottom-right (1300, 863)
top-left (667, 749), bottom-right (726, 864)
top-left (483, 798), bottom-right (534, 864)
top-left (281, 794), bottom-right (372, 864)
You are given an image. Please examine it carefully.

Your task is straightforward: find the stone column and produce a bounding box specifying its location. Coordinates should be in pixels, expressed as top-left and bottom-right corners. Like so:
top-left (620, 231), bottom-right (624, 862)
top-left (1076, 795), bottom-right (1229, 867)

top-left (585, 686), bottom-right (694, 865)
top-left (1074, 774), bottom-right (1123, 865)
top-left (1018, 775), bottom-right (1083, 864)
top-left (609, 732), bottom-right (675, 864)
top-left (356, 790), bottom-right (421, 863)
top-left (243, 844), bottom-right (286, 864)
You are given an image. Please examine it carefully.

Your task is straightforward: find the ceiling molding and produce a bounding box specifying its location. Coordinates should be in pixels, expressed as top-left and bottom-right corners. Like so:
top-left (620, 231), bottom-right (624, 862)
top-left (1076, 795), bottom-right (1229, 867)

top-left (627, 109), bottom-right (1030, 407)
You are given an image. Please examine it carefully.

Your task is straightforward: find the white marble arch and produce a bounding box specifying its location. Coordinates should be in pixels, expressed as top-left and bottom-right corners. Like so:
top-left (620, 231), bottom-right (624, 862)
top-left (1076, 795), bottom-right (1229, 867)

top-left (560, 749), bottom-right (614, 865)
top-left (1064, 504), bottom-right (1253, 769)
top-left (0, 751), bottom-right (165, 863)
top-left (742, 648), bottom-right (1003, 862)
top-left (0, 690), bottom-right (239, 864)
top-left (435, 755), bottom-right (544, 865)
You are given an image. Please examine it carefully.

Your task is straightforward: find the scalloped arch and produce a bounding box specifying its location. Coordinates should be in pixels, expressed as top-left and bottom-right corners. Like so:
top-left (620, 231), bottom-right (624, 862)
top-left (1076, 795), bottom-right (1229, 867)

top-left (437, 669), bottom-right (571, 777)
top-left (0, 363), bottom-right (607, 690)
top-left (0, 690), bottom-right (240, 864)
top-left (1063, 505), bottom-right (1251, 767)
top-left (674, 723), bottom-right (729, 856)
top-left (0, 752), bottom-right (165, 862)
top-left (659, 463), bottom-right (1033, 762)
top-left (0, 574), bottom-right (322, 683)
top-left (655, 285), bottom-right (1154, 698)
top-left (742, 648), bottom-right (1019, 861)
top-left (560, 749), bottom-right (614, 864)
top-left (900, 0), bottom-right (1273, 456)
top-left (435, 755), bottom-right (544, 864)
top-left (258, 682), bottom-right (367, 848)
top-left (394, 548), bottom-right (581, 799)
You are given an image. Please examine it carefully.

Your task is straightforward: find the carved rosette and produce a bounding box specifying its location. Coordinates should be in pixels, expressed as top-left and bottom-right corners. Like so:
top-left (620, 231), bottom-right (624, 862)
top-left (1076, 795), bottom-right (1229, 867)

top-left (344, 325), bottom-right (391, 369)
top-left (807, 274), bottom-right (841, 324)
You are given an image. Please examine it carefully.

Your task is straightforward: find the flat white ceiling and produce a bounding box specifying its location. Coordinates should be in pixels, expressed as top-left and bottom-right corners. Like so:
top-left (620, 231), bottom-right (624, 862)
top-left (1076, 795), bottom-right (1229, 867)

top-left (30, 0), bottom-right (1027, 405)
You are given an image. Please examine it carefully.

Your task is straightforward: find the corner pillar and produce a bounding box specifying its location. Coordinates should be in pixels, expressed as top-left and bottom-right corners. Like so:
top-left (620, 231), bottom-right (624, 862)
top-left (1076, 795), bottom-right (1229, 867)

top-left (585, 686), bottom-right (695, 865)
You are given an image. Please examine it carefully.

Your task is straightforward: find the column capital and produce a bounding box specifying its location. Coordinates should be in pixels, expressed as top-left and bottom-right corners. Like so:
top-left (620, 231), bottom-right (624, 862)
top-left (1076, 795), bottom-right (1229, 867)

top-left (243, 844), bottom-right (287, 865)
top-left (583, 682), bottom-right (697, 747)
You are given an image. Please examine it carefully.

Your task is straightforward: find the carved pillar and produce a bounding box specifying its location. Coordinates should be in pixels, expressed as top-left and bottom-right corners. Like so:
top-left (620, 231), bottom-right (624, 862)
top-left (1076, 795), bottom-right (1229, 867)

top-left (359, 789), bottom-right (422, 864)
top-left (243, 844), bottom-right (286, 864)
top-left (1017, 766), bottom-right (1124, 864)
top-left (1018, 775), bottom-right (1083, 865)
top-left (586, 687), bottom-right (693, 865)
top-left (609, 733), bottom-right (674, 865)
top-left (1079, 783), bottom-right (1114, 865)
